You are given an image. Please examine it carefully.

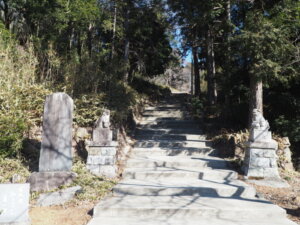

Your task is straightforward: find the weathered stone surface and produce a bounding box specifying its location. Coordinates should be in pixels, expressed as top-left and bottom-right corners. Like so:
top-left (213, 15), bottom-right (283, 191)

top-left (87, 165), bottom-right (117, 178)
top-left (39, 93), bottom-right (73, 172)
top-left (87, 155), bottom-right (115, 165)
top-left (249, 129), bottom-right (272, 142)
top-left (92, 109), bottom-right (114, 146)
top-left (29, 172), bottom-right (77, 192)
top-left (244, 147), bottom-right (280, 178)
top-left (87, 146), bottom-right (117, 156)
top-left (250, 158), bottom-right (271, 168)
top-left (92, 129), bottom-right (113, 145)
top-left (86, 110), bottom-right (118, 178)
top-left (243, 109), bottom-right (280, 178)
top-left (86, 141), bottom-right (118, 147)
top-left (250, 149), bottom-right (277, 159)
top-left (37, 186), bottom-right (82, 206)
top-left (245, 140), bottom-right (278, 149)
top-left (94, 109), bottom-right (110, 128)
top-left (0, 183), bottom-right (30, 225)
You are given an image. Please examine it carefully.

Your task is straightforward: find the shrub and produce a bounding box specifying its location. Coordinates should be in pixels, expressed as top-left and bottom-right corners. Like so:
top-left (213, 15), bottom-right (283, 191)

top-left (74, 94), bottom-right (106, 127)
top-left (0, 114), bottom-right (27, 157)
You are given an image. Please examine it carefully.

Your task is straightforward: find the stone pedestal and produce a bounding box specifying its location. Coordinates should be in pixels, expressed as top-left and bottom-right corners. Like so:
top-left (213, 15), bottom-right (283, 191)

top-left (29, 172), bottom-right (77, 192)
top-left (243, 141), bottom-right (279, 178)
top-left (86, 142), bottom-right (118, 178)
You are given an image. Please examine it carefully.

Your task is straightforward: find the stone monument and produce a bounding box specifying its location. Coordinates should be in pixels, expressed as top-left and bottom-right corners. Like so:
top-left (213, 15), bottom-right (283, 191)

top-left (86, 110), bottom-right (118, 178)
top-left (29, 93), bottom-right (77, 192)
top-left (243, 109), bottom-right (280, 178)
top-left (0, 183), bottom-right (30, 225)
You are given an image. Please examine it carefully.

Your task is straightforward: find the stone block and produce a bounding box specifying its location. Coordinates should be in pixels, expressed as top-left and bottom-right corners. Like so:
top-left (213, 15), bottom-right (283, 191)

top-left (263, 168), bottom-right (280, 178)
top-left (250, 149), bottom-right (264, 158)
top-left (245, 140), bottom-right (278, 150)
top-left (37, 186), bottom-right (82, 206)
top-left (29, 172), bottom-right (77, 192)
top-left (263, 150), bottom-right (277, 158)
top-left (92, 128), bottom-right (113, 145)
top-left (245, 168), bottom-right (264, 178)
top-left (269, 158), bottom-right (277, 168)
top-left (249, 129), bottom-right (272, 142)
top-left (88, 165), bottom-right (117, 178)
top-left (99, 166), bottom-right (117, 178)
top-left (88, 146), bottom-right (117, 156)
top-left (87, 155), bottom-right (115, 165)
top-left (250, 157), bottom-right (270, 168)
top-left (39, 93), bottom-right (73, 172)
top-left (86, 164), bottom-right (100, 174)
top-left (0, 183), bottom-right (30, 225)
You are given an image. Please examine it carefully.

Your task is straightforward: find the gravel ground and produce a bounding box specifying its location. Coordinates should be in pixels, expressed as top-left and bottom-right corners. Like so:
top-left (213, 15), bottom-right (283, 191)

top-left (247, 170), bottom-right (300, 224)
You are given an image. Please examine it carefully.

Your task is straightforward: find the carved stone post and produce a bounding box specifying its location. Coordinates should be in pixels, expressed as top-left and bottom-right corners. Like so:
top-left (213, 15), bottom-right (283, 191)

top-left (86, 110), bottom-right (118, 178)
top-left (243, 109), bottom-right (280, 178)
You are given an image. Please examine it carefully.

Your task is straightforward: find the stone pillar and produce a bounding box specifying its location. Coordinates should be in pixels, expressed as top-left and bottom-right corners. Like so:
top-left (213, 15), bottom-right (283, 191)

top-left (86, 110), bottom-right (118, 178)
top-left (243, 109), bottom-right (280, 178)
top-left (29, 93), bottom-right (76, 192)
top-left (39, 93), bottom-right (73, 172)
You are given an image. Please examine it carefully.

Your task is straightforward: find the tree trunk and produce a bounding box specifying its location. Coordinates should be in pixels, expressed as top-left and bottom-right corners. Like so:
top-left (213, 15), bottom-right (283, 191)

top-left (111, 1), bottom-right (117, 60)
top-left (191, 55), bottom-right (194, 95)
top-left (249, 76), bottom-right (263, 128)
top-left (123, 2), bottom-right (130, 82)
top-left (192, 46), bottom-right (200, 97)
top-left (226, 0), bottom-right (231, 23)
top-left (77, 32), bottom-right (82, 61)
top-left (206, 29), bottom-right (217, 105)
top-left (87, 23), bottom-right (93, 58)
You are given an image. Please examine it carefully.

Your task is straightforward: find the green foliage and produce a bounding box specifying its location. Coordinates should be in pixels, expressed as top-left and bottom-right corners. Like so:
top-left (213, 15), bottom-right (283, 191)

top-left (0, 28), bottom-right (51, 158)
top-left (74, 94), bottom-right (106, 127)
top-left (274, 116), bottom-right (300, 143)
top-left (0, 158), bottom-right (30, 183)
top-left (0, 114), bottom-right (26, 158)
top-left (131, 76), bottom-right (171, 101)
top-left (71, 160), bottom-right (116, 201)
top-left (189, 97), bottom-right (204, 119)
top-left (107, 81), bottom-right (139, 125)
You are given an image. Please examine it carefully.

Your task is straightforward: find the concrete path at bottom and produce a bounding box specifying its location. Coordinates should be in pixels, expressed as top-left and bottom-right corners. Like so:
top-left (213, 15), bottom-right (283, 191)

top-left (88, 93), bottom-right (297, 225)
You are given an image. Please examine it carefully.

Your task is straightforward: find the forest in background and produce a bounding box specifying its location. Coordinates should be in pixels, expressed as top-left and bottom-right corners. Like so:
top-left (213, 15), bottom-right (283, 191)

top-left (0, 0), bottom-right (299, 165)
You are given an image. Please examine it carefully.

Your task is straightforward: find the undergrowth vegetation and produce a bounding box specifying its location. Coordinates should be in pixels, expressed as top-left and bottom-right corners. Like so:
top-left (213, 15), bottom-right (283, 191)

top-left (71, 160), bottom-right (117, 201)
top-left (0, 21), bottom-right (171, 204)
top-left (0, 28), bottom-right (51, 158)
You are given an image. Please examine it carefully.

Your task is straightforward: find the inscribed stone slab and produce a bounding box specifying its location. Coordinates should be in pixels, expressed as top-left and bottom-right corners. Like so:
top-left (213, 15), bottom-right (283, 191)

top-left (39, 93), bottom-right (73, 172)
top-left (0, 183), bottom-right (30, 224)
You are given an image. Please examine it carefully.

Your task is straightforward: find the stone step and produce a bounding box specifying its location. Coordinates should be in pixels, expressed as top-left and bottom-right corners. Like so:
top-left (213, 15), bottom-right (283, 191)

top-left (139, 120), bottom-right (199, 126)
top-left (139, 123), bottom-right (201, 129)
top-left (145, 106), bottom-right (183, 111)
top-left (141, 116), bottom-right (185, 121)
top-left (135, 128), bottom-right (204, 135)
top-left (88, 217), bottom-right (297, 225)
top-left (134, 140), bottom-right (210, 148)
top-left (126, 156), bottom-right (229, 169)
top-left (122, 167), bottom-right (237, 180)
top-left (92, 196), bottom-right (287, 220)
top-left (135, 134), bottom-right (207, 141)
top-left (131, 147), bottom-right (214, 157)
top-left (113, 179), bottom-right (256, 198)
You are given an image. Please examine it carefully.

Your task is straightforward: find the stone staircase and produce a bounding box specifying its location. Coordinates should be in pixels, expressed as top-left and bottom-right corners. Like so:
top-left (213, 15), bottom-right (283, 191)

top-left (88, 94), bottom-right (296, 225)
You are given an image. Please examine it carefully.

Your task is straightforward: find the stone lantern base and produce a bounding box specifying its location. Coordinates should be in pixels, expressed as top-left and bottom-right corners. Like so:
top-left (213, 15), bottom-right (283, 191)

top-left (243, 140), bottom-right (280, 178)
